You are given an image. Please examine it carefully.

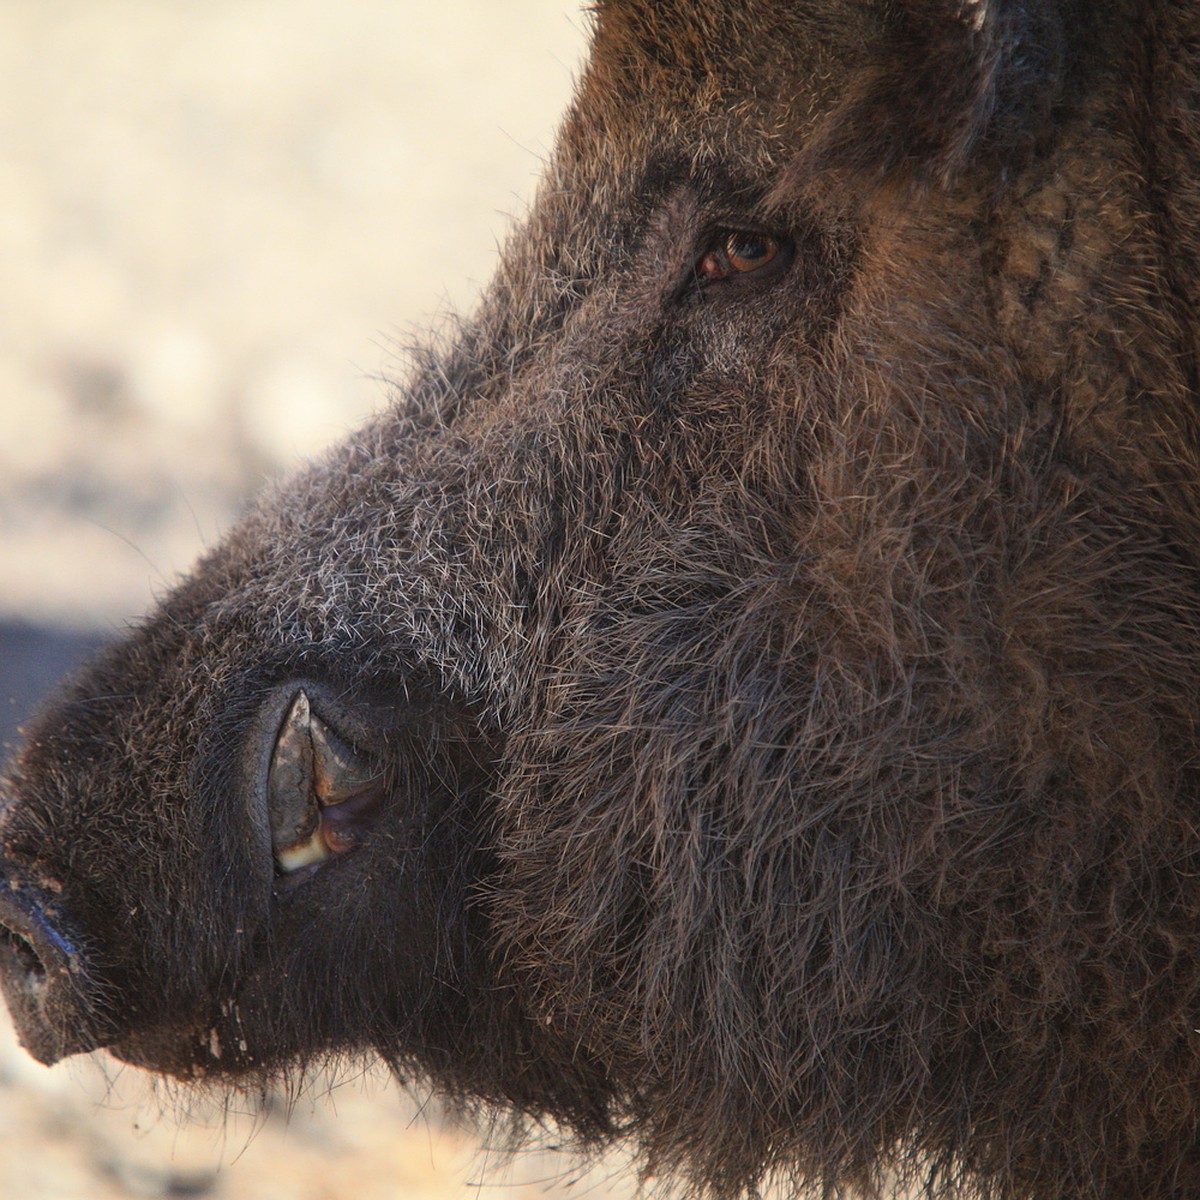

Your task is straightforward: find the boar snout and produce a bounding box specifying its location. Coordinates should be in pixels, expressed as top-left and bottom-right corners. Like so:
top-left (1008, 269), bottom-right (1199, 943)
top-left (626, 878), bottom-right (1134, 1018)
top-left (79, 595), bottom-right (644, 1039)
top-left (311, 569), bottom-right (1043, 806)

top-left (0, 863), bottom-right (109, 1064)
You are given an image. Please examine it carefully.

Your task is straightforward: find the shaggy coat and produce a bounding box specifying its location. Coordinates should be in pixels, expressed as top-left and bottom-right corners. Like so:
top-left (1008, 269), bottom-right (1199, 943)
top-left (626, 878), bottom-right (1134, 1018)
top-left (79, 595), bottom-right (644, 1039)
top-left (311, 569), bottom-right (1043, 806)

top-left (4, 2), bottom-right (1200, 1198)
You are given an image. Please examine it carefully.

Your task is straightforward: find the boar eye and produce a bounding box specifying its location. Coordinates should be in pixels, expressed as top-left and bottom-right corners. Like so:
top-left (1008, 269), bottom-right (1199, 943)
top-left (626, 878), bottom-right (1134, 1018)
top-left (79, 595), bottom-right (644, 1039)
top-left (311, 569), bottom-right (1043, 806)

top-left (725, 233), bottom-right (778, 272)
top-left (267, 690), bottom-right (385, 875)
top-left (696, 230), bottom-right (788, 283)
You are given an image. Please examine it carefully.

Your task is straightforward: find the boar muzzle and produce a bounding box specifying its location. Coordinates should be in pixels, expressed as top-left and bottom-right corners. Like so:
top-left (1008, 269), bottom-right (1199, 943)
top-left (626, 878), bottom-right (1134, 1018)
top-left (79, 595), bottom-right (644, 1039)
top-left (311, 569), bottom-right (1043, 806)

top-left (0, 860), bottom-right (110, 1064)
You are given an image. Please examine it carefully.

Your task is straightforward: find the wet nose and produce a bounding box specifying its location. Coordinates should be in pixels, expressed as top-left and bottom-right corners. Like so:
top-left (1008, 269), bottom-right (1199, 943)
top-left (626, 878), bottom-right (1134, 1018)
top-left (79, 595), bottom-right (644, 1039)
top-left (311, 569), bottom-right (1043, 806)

top-left (0, 862), bottom-right (108, 1064)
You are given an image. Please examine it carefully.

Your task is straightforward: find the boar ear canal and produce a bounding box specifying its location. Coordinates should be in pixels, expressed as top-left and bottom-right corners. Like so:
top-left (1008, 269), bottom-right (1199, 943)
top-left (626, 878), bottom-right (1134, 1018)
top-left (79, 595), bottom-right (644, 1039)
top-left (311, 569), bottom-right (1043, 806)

top-left (785, 0), bottom-right (1066, 195)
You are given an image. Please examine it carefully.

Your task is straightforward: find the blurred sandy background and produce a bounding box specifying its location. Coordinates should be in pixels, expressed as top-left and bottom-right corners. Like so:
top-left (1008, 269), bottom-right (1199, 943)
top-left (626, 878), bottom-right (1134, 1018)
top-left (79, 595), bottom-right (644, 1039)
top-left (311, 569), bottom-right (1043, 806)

top-left (0, 2), bottom-right (645, 1197)
top-left (0, 0), bottom-right (585, 628)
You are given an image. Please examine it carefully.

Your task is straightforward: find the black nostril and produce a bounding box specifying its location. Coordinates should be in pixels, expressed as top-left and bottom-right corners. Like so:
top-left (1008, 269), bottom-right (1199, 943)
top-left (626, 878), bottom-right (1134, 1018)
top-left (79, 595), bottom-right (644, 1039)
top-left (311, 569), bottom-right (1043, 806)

top-left (0, 924), bottom-right (46, 983)
top-left (0, 867), bottom-right (108, 1064)
top-left (0, 881), bottom-right (81, 982)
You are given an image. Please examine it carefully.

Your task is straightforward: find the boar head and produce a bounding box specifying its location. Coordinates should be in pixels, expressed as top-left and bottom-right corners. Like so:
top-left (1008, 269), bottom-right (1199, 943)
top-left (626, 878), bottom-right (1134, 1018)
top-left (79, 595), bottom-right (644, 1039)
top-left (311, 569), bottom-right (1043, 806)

top-left (6, 2), bottom-right (1200, 1197)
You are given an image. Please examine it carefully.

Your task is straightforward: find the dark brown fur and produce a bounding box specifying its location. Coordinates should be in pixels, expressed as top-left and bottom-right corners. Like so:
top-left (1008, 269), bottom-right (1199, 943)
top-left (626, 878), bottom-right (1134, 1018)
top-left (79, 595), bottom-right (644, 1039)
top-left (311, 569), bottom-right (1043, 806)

top-left (5, 2), bottom-right (1200, 1196)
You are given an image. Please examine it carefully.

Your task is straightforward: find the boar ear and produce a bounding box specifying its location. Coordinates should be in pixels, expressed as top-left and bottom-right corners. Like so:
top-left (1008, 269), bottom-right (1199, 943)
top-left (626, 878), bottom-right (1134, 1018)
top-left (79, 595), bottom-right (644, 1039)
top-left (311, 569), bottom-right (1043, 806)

top-left (784, 0), bottom-right (1066, 195)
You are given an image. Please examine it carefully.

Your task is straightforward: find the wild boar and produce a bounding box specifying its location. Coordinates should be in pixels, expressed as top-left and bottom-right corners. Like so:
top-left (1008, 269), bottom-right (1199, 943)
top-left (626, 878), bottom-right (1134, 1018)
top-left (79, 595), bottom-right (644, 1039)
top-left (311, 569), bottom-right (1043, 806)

top-left (3, 1), bottom-right (1200, 1197)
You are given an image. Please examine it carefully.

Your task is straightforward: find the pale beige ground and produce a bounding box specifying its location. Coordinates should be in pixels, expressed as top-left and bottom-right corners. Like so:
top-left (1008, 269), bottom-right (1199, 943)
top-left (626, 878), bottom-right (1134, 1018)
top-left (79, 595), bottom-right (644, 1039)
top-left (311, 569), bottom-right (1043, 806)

top-left (0, 1009), bottom-right (642, 1200)
top-left (0, 0), bottom-right (585, 628)
top-left (0, 3), bottom-right (650, 1197)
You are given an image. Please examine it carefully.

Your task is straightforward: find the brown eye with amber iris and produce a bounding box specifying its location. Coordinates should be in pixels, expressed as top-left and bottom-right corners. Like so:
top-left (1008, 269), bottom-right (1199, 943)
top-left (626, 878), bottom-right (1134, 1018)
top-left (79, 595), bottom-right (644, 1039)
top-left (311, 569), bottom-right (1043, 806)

top-left (697, 231), bottom-right (785, 283)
